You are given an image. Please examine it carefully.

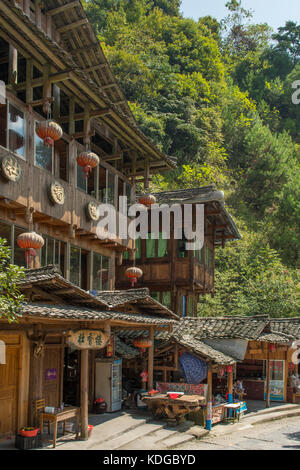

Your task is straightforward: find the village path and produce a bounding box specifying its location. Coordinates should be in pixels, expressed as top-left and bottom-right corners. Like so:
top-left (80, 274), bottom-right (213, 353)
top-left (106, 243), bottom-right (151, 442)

top-left (177, 416), bottom-right (300, 450)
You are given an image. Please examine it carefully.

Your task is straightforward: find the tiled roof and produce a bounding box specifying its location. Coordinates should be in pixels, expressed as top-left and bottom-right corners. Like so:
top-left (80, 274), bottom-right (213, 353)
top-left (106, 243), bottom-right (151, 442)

top-left (114, 336), bottom-right (139, 359)
top-left (21, 303), bottom-right (176, 325)
top-left (19, 266), bottom-right (178, 320)
top-left (96, 289), bottom-right (178, 319)
top-left (148, 186), bottom-right (241, 243)
top-left (174, 317), bottom-right (269, 341)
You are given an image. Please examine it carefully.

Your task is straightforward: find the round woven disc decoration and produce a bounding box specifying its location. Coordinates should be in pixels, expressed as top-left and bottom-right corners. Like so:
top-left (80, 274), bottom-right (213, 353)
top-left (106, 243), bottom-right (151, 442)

top-left (36, 120), bottom-right (63, 148)
top-left (77, 151), bottom-right (100, 178)
top-left (138, 194), bottom-right (156, 207)
top-left (125, 266), bottom-right (143, 287)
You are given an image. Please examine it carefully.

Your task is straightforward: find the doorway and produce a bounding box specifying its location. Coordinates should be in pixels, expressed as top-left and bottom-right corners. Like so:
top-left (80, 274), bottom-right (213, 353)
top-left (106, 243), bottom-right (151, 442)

top-left (63, 348), bottom-right (80, 406)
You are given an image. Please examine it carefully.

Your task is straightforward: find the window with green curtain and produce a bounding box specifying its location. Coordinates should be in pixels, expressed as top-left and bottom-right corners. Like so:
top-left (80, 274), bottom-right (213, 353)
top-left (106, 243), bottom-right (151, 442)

top-left (146, 233), bottom-right (156, 258)
top-left (151, 292), bottom-right (159, 301)
top-left (162, 291), bottom-right (171, 308)
top-left (188, 296), bottom-right (194, 317)
top-left (158, 232), bottom-right (167, 258)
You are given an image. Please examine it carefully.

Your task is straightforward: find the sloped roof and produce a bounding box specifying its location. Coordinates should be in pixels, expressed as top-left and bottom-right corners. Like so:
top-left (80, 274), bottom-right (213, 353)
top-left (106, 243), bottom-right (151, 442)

top-left (96, 288), bottom-right (178, 319)
top-left (114, 335), bottom-right (139, 359)
top-left (19, 265), bottom-right (178, 319)
top-left (21, 303), bottom-right (176, 326)
top-left (2, 1), bottom-right (176, 171)
top-left (150, 186), bottom-right (241, 243)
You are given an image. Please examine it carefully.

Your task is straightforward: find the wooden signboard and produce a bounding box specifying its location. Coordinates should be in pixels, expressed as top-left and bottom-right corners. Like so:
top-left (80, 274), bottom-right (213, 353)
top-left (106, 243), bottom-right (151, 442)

top-left (66, 330), bottom-right (110, 350)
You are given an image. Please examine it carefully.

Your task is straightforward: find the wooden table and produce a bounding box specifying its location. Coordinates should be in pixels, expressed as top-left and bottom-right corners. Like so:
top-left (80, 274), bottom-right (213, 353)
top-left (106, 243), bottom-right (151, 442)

top-left (39, 406), bottom-right (80, 448)
top-left (142, 394), bottom-right (205, 426)
top-left (223, 402), bottom-right (242, 423)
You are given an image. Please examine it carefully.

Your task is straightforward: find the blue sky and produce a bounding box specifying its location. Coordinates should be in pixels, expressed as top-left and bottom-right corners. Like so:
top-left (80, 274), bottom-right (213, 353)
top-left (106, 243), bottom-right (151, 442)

top-left (181, 0), bottom-right (300, 31)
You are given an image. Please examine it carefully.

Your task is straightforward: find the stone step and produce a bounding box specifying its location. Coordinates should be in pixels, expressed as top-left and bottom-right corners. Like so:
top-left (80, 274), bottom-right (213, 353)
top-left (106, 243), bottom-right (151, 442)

top-left (85, 413), bottom-right (151, 450)
top-left (160, 433), bottom-right (196, 449)
top-left (97, 421), bottom-right (165, 450)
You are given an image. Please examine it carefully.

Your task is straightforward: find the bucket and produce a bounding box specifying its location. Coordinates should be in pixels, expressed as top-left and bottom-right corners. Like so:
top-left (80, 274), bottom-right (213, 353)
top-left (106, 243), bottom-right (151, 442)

top-left (88, 425), bottom-right (94, 438)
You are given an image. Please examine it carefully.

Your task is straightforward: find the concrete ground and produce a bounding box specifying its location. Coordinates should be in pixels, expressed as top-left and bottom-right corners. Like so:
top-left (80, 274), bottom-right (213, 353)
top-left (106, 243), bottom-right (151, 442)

top-left (1, 401), bottom-right (300, 450)
top-left (178, 415), bottom-right (300, 450)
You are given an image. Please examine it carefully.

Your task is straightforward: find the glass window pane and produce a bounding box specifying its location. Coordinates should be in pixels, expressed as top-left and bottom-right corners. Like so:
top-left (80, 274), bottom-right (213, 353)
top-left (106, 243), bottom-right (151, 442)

top-left (146, 234), bottom-right (156, 258)
top-left (158, 232), bottom-right (167, 258)
top-left (162, 291), bottom-right (171, 308)
top-left (151, 292), bottom-right (160, 301)
top-left (47, 237), bottom-right (54, 265)
top-left (13, 226), bottom-right (27, 267)
top-left (77, 164), bottom-right (87, 192)
top-left (106, 171), bottom-right (115, 205)
top-left (70, 246), bottom-right (80, 287)
top-left (35, 122), bottom-right (53, 171)
top-left (101, 256), bottom-right (110, 291)
top-left (92, 252), bottom-right (102, 291)
top-left (8, 104), bottom-right (25, 158)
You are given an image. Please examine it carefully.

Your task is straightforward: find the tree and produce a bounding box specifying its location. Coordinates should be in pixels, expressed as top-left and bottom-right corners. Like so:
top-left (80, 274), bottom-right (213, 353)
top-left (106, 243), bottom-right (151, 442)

top-left (272, 21), bottom-right (300, 64)
top-left (0, 238), bottom-right (25, 322)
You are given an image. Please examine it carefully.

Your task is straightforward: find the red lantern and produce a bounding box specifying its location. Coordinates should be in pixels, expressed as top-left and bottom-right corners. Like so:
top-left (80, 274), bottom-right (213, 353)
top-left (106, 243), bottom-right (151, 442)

top-left (17, 231), bottom-right (44, 266)
top-left (77, 151), bottom-right (99, 178)
top-left (36, 120), bottom-right (63, 148)
top-left (269, 343), bottom-right (276, 352)
top-left (125, 266), bottom-right (143, 287)
top-left (140, 369), bottom-right (148, 383)
top-left (138, 194), bottom-right (156, 207)
top-left (226, 365), bottom-right (233, 373)
top-left (134, 337), bottom-right (152, 357)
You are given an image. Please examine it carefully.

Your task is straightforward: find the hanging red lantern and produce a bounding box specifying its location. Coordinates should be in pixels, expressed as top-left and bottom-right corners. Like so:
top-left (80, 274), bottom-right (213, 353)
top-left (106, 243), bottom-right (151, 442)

top-left (17, 231), bottom-right (44, 266)
top-left (125, 266), bottom-right (143, 287)
top-left (77, 151), bottom-right (99, 178)
top-left (269, 343), bottom-right (276, 352)
top-left (36, 120), bottom-right (63, 148)
top-left (226, 365), bottom-right (233, 373)
top-left (134, 338), bottom-right (152, 357)
top-left (140, 369), bottom-right (149, 383)
top-left (138, 194), bottom-right (156, 207)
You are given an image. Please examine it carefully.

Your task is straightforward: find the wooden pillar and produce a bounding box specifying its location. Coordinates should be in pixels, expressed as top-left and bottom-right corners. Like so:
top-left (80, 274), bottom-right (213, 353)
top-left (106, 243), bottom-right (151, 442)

top-left (80, 349), bottom-right (89, 440)
top-left (227, 367), bottom-right (233, 403)
top-left (266, 350), bottom-right (270, 408)
top-left (206, 362), bottom-right (213, 431)
top-left (148, 327), bottom-right (154, 391)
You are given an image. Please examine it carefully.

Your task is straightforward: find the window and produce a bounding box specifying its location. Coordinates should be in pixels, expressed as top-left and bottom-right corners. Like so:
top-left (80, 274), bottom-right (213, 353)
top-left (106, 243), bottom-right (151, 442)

top-left (0, 102), bottom-right (26, 158)
top-left (8, 103), bottom-right (25, 158)
top-left (76, 164), bottom-right (87, 192)
top-left (92, 252), bottom-right (110, 291)
top-left (35, 121), bottom-right (53, 171)
top-left (70, 246), bottom-right (80, 287)
top-left (40, 236), bottom-right (66, 274)
top-left (146, 232), bottom-right (168, 258)
top-left (106, 170), bottom-right (115, 205)
top-left (177, 237), bottom-right (188, 258)
top-left (150, 291), bottom-right (171, 309)
top-left (70, 246), bottom-right (89, 290)
top-left (54, 139), bottom-right (69, 182)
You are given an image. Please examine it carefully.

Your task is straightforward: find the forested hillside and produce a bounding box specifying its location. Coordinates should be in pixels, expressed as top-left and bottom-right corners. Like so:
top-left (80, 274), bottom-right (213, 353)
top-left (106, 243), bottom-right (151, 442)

top-left (83, 0), bottom-right (300, 317)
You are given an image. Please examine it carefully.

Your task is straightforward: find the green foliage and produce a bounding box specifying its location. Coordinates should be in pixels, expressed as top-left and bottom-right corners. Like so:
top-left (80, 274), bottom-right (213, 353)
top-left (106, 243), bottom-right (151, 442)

top-left (83, 0), bottom-right (300, 317)
top-left (0, 238), bottom-right (25, 322)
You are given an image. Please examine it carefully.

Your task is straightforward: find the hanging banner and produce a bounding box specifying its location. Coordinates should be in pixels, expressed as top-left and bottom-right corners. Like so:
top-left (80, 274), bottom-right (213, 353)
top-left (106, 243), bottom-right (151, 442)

top-left (106, 334), bottom-right (114, 357)
top-left (66, 330), bottom-right (110, 350)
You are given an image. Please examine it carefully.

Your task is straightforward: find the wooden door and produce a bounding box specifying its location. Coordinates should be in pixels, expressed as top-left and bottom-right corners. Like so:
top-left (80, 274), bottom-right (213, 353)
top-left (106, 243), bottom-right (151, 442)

top-left (0, 335), bottom-right (20, 437)
top-left (43, 345), bottom-right (62, 408)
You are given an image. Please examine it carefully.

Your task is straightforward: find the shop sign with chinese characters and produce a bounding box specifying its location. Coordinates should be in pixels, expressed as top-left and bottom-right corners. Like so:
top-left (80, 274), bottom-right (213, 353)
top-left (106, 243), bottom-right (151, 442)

top-left (66, 330), bottom-right (110, 350)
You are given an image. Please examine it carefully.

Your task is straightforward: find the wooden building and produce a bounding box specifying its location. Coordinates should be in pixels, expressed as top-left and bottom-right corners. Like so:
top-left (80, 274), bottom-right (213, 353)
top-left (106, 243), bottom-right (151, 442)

top-left (0, 0), bottom-right (178, 441)
top-left (116, 187), bottom-right (241, 316)
top-left (138, 316), bottom-right (300, 427)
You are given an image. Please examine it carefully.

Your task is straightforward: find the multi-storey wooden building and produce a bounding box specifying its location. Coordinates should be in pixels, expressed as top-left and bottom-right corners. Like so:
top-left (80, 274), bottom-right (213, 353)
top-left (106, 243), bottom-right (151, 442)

top-left (116, 187), bottom-right (241, 316)
top-left (0, 0), bottom-right (178, 441)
